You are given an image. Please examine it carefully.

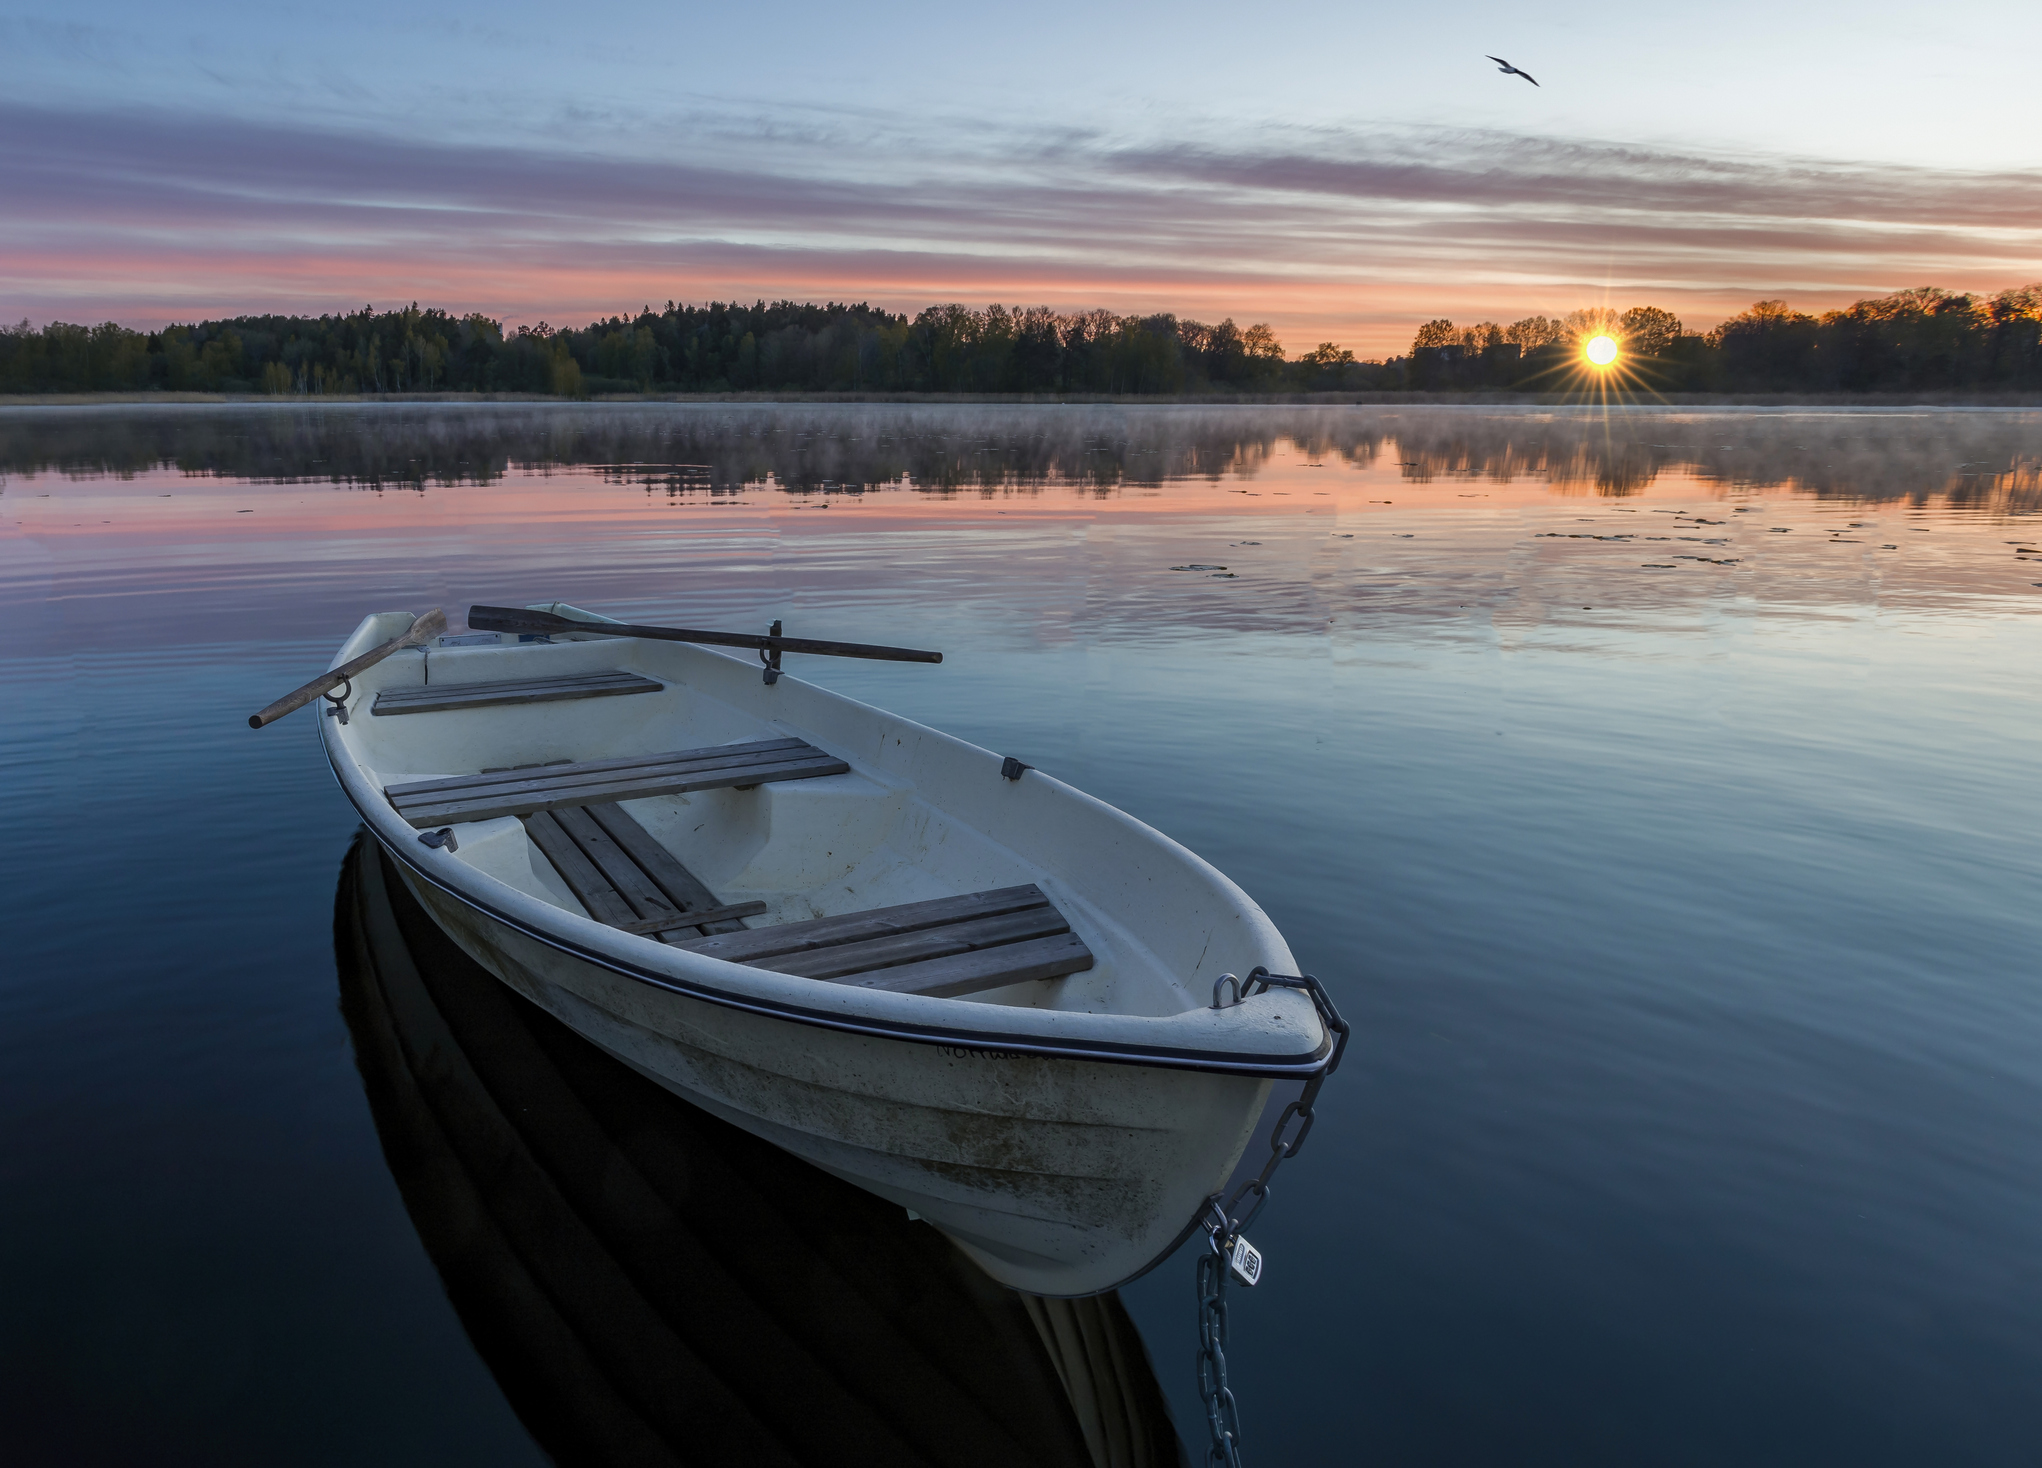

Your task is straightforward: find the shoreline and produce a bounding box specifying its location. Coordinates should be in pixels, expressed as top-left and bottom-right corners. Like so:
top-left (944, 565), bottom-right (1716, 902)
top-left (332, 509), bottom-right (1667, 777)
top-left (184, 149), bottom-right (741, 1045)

top-left (2, 389), bottom-right (2042, 409)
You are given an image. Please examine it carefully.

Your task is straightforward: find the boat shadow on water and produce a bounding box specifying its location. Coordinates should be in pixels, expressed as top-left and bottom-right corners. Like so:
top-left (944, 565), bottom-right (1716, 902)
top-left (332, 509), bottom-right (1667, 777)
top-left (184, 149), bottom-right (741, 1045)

top-left (333, 830), bottom-right (1184, 1468)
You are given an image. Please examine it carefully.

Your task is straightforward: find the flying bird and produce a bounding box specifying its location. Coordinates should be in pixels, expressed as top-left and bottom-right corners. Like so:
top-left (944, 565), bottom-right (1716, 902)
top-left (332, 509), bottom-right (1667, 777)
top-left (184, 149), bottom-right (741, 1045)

top-left (1487, 55), bottom-right (1539, 86)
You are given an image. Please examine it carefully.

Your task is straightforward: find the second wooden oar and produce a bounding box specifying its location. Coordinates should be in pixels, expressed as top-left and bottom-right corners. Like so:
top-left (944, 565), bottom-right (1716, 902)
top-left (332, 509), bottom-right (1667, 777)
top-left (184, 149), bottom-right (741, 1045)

top-left (467, 605), bottom-right (942, 664)
top-left (248, 608), bottom-right (447, 728)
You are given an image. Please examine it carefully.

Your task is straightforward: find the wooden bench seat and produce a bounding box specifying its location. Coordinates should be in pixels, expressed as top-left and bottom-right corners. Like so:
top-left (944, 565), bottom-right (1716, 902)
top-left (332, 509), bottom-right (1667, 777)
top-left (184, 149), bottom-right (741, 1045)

top-left (677, 883), bottom-right (1094, 999)
top-left (385, 736), bottom-right (849, 828)
top-left (372, 669), bottom-right (664, 717)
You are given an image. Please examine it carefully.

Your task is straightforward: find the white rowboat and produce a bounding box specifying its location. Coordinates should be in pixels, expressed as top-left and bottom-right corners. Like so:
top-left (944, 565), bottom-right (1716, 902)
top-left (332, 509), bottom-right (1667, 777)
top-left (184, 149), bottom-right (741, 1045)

top-left (316, 604), bottom-right (1336, 1296)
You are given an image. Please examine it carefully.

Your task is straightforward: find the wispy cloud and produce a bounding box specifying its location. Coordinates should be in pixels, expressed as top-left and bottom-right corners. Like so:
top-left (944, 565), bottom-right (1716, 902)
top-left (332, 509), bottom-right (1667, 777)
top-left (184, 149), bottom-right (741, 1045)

top-left (3, 104), bottom-right (2037, 354)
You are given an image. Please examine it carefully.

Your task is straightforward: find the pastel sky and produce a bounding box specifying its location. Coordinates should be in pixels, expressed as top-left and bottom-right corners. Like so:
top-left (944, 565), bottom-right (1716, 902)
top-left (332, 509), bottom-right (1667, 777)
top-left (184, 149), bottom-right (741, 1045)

top-left (4, 0), bottom-right (2039, 355)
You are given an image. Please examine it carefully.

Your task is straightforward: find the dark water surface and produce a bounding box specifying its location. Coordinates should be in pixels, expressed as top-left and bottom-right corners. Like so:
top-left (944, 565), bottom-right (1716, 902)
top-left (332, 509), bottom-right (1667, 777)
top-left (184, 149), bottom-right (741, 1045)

top-left (5, 403), bottom-right (2042, 1465)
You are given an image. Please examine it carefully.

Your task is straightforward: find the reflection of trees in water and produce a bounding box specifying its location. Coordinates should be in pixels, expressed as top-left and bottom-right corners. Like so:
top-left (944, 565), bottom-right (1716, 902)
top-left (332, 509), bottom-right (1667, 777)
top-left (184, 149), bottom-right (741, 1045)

top-left (1, 404), bottom-right (2035, 507)
top-left (0, 404), bottom-right (1353, 492)
top-left (1375, 415), bottom-right (2042, 507)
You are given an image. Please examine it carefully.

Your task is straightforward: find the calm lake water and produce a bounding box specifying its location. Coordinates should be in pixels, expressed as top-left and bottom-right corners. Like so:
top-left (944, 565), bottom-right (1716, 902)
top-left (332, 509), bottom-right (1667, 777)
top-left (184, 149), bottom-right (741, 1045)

top-left (5, 402), bottom-right (2042, 1466)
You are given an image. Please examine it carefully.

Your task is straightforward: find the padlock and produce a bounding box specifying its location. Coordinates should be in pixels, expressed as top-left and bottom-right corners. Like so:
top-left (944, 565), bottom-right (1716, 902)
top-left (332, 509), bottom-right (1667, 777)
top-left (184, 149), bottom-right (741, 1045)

top-left (1227, 1234), bottom-right (1263, 1287)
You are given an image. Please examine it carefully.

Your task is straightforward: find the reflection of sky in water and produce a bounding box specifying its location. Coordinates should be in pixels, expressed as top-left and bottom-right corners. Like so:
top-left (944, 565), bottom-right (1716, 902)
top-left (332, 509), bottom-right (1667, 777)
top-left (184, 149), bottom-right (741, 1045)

top-left (5, 405), bottom-right (2042, 1463)
top-left (5, 406), bottom-right (2042, 656)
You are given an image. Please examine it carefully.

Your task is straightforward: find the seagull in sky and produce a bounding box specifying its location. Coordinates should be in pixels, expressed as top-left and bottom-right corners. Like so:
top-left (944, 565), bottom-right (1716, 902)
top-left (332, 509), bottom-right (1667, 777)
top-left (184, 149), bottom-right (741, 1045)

top-left (1487, 55), bottom-right (1539, 86)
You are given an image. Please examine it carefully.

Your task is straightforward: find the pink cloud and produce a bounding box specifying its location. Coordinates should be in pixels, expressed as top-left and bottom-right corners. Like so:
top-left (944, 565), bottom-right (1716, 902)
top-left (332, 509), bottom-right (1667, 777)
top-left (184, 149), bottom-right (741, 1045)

top-left (3, 105), bottom-right (2037, 356)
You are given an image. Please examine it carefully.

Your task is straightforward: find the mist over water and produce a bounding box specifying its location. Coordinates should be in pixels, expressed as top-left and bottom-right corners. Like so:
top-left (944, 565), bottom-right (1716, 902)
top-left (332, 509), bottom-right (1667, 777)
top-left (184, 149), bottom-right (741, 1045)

top-left (4, 401), bottom-right (2039, 504)
top-left (4, 403), bottom-right (2042, 1465)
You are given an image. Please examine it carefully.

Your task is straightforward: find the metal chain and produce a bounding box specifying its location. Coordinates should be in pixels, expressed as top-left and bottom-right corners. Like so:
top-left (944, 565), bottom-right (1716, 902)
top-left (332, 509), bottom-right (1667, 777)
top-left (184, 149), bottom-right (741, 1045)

top-left (1194, 968), bottom-right (1351, 1468)
top-left (1196, 1219), bottom-right (1245, 1468)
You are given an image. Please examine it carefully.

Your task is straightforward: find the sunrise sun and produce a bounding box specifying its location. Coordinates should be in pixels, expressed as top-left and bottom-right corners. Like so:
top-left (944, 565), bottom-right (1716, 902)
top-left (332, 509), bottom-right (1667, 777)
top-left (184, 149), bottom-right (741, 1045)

top-left (1585, 334), bottom-right (1619, 366)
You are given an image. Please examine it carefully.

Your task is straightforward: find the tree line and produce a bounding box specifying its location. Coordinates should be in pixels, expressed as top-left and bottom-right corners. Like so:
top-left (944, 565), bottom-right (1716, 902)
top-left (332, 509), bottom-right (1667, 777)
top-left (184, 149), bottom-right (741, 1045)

top-left (1407, 287), bottom-right (2042, 392)
top-left (1, 286), bottom-right (2037, 397)
top-left (0, 302), bottom-right (1366, 397)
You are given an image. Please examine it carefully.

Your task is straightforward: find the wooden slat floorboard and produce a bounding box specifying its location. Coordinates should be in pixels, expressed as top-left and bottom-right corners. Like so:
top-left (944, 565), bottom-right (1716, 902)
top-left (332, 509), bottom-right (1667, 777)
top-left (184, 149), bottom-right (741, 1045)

top-left (550, 806), bottom-right (691, 925)
top-left (519, 811), bottom-right (640, 927)
top-left (519, 801), bottom-right (754, 942)
top-left (582, 804), bottom-right (750, 937)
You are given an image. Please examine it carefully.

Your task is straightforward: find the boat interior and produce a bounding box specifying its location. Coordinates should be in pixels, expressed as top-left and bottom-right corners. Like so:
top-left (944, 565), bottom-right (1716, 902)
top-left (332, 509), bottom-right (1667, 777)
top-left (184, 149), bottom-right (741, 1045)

top-left (346, 624), bottom-right (1201, 1019)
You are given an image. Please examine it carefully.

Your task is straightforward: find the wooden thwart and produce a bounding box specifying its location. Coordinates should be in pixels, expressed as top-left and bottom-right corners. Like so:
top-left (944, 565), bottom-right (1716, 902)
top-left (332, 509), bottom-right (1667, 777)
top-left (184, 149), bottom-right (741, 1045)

top-left (676, 883), bottom-right (1094, 1000)
top-left (385, 737), bottom-right (848, 828)
top-left (372, 669), bottom-right (663, 717)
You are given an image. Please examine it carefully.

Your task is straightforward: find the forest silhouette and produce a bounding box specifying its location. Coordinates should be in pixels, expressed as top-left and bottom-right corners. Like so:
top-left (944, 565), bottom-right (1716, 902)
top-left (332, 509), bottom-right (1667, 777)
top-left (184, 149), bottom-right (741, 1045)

top-left (2, 287), bottom-right (2038, 397)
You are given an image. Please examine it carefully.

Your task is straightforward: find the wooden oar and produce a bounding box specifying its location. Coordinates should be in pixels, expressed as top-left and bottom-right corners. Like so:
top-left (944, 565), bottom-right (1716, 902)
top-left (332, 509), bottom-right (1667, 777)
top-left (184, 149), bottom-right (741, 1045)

top-left (467, 605), bottom-right (943, 665)
top-left (248, 608), bottom-right (447, 728)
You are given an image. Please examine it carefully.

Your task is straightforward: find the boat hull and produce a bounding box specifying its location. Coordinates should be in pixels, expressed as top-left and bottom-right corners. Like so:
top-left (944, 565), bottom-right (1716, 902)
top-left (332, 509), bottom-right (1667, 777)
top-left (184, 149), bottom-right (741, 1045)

top-left (394, 849), bottom-right (1272, 1297)
top-left (319, 606), bottom-right (1329, 1297)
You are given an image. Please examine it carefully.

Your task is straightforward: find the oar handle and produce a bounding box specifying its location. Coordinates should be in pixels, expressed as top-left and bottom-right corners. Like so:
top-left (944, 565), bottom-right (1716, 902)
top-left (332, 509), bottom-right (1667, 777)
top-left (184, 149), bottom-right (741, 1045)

top-left (467, 605), bottom-right (942, 665)
top-left (248, 608), bottom-right (447, 728)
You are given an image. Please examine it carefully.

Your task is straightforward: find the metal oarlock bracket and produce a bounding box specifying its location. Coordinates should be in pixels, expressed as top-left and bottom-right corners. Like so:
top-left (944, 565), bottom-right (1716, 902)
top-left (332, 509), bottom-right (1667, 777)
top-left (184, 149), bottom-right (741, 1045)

top-left (417, 827), bottom-right (458, 853)
top-left (323, 675), bottom-right (353, 724)
top-left (1194, 967), bottom-right (1351, 1467)
top-left (760, 619), bottom-right (783, 684)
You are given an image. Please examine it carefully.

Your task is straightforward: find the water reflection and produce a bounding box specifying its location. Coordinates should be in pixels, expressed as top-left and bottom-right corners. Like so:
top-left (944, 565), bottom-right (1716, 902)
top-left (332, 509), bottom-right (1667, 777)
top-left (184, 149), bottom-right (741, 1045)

top-left (2, 402), bottom-right (2036, 504)
top-left (333, 832), bottom-right (1182, 1468)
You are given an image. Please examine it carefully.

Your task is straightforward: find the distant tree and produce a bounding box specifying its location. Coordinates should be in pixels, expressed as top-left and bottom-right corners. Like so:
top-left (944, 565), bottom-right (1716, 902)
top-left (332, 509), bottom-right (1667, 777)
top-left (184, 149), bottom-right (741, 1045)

top-left (1618, 306), bottom-right (1683, 357)
top-left (1989, 283), bottom-right (2042, 321)
top-left (1562, 307), bottom-right (1620, 347)
top-left (1243, 323), bottom-right (1284, 360)
top-left (1981, 283), bottom-right (2042, 385)
top-left (1503, 316), bottom-right (1562, 350)
top-left (1207, 318), bottom-right (1246, 373)
top-left (1710, 300), bottom-right (1818, 387)
top-left (1296, 342), bottom-right (1358, 389)
top-left (1412, 319), bottom-right (1458, 352)
top-left (549, 344), bottom-right (585, 398)
top-left (1460, 321), bottom-right (1502, 352)
top-left (1816, 286), bottom-right (1988, 390)
top-left (1012, 306), bottom-right (1064, 388)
